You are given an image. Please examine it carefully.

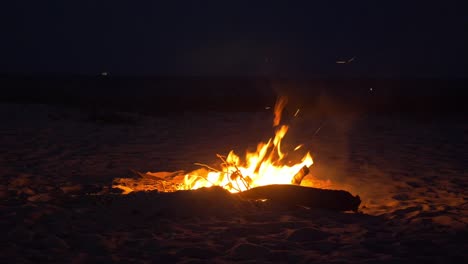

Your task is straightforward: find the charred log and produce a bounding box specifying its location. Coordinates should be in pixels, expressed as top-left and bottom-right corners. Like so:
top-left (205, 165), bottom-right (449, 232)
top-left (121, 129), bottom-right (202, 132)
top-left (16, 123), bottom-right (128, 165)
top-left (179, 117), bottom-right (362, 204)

top-left (237, 184), bottom-right (361, 212)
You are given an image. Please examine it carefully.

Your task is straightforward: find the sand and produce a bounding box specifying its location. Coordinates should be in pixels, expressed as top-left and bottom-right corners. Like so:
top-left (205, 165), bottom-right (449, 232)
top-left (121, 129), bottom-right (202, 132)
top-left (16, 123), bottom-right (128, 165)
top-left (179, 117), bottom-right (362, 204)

top-left (1, 103), bottom-right (466, 263)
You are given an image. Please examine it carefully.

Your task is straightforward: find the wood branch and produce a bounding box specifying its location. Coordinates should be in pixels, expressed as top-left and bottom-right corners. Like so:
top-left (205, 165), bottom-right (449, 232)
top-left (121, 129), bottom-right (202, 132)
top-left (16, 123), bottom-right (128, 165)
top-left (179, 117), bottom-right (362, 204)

top-left (291, 165), bottom-right (309, 185)
top-left (236, 184), bottom-right (361, 212)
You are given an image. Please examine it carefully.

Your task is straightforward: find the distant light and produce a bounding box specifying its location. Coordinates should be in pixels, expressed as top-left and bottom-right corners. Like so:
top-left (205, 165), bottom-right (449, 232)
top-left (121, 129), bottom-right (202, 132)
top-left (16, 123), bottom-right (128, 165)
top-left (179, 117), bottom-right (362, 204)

top-left (369, 87), bottom-right (373, 92)
top-left (265, 106), bottom-right (271, 110)
top-left (101, 72), bottom-right (108, 76)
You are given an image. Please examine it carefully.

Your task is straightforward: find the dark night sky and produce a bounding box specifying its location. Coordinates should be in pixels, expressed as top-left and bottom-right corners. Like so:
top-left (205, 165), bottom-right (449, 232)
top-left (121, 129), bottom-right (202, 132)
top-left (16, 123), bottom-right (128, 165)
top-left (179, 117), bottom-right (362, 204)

top-left (1, 1), bottom-right (467, 78)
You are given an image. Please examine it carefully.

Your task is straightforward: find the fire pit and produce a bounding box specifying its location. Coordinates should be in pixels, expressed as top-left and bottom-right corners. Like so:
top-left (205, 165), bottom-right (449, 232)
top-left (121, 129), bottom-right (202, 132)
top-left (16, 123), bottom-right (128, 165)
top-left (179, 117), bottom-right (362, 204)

top-left (112, 96), bottom-right (361, 212)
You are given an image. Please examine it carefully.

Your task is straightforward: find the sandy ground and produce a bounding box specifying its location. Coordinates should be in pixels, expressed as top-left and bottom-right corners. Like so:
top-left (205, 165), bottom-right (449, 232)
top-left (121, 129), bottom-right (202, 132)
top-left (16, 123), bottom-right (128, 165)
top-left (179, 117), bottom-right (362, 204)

top-left (1, 103), bottom-right (467, 263)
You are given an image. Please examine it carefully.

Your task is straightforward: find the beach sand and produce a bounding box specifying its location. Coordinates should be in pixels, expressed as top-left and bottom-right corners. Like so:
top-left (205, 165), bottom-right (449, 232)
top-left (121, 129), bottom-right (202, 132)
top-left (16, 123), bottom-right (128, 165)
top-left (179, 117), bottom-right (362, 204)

top-left (1, 103), bottom-right (466, 263)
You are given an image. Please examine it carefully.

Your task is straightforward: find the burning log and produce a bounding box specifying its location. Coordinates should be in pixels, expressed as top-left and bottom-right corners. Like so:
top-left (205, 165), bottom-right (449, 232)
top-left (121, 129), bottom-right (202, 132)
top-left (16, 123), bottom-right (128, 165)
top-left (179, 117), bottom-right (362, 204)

top-left (291, 165), bottom-right (309, 185)
top-left (236, 184), bottom-right (361, 212)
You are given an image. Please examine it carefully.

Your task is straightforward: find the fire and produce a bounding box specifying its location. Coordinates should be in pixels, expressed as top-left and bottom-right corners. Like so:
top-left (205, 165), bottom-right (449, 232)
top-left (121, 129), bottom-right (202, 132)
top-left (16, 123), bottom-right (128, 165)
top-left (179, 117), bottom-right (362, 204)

top-left (184, 131), bottom-right (313, 193)
top-left (181, 96), bottom-right (313, 193)
top-left (113, 96), bottom-right (315, 194)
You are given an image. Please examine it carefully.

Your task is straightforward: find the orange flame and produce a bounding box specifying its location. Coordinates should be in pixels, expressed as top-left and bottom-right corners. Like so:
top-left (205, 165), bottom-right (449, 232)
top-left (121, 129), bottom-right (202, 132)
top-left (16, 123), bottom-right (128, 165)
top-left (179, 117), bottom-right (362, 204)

top-left (273, 96), bottom-right (288, 127)
top-left (113, 96), bottom-right (316, 195)
top-left (180, 96), bottom-right (313, 193)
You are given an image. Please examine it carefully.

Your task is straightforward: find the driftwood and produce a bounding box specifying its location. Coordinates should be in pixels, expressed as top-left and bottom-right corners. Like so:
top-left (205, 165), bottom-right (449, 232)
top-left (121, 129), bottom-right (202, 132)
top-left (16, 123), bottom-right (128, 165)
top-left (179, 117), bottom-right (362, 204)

top-left (236, 184), bottom-right (361, 212)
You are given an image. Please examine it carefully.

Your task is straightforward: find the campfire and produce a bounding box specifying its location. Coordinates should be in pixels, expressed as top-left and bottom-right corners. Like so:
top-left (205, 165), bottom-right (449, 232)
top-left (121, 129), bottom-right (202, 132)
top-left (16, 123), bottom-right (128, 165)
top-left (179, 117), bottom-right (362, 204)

top-left (112, 96), bottom-right (361, 212)
top-left (182, 99), bottom-right (314, 193)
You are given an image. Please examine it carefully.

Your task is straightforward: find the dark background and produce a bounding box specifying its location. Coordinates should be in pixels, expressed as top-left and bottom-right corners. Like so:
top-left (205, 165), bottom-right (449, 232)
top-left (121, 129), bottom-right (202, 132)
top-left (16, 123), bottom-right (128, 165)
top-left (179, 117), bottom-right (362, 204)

top-left (1, 1), bottom-right (467, 114)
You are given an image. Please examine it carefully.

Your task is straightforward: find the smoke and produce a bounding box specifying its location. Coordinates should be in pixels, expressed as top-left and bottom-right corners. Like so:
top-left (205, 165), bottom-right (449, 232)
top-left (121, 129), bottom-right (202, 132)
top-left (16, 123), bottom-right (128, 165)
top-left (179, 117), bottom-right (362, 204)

top-left (269, 86), bottom-right (369, 195)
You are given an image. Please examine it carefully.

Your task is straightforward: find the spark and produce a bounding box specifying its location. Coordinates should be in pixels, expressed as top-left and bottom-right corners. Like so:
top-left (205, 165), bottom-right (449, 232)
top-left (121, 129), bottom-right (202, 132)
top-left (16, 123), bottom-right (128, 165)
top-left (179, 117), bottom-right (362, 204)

top-left (294, 144), bottom-right (303, 151)
top-left (336, 56), bottom-right (356, 64)
top-left (313, 126), bottom-right (322, 136)
top-left (294, 108), bottom-right (300, 117)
